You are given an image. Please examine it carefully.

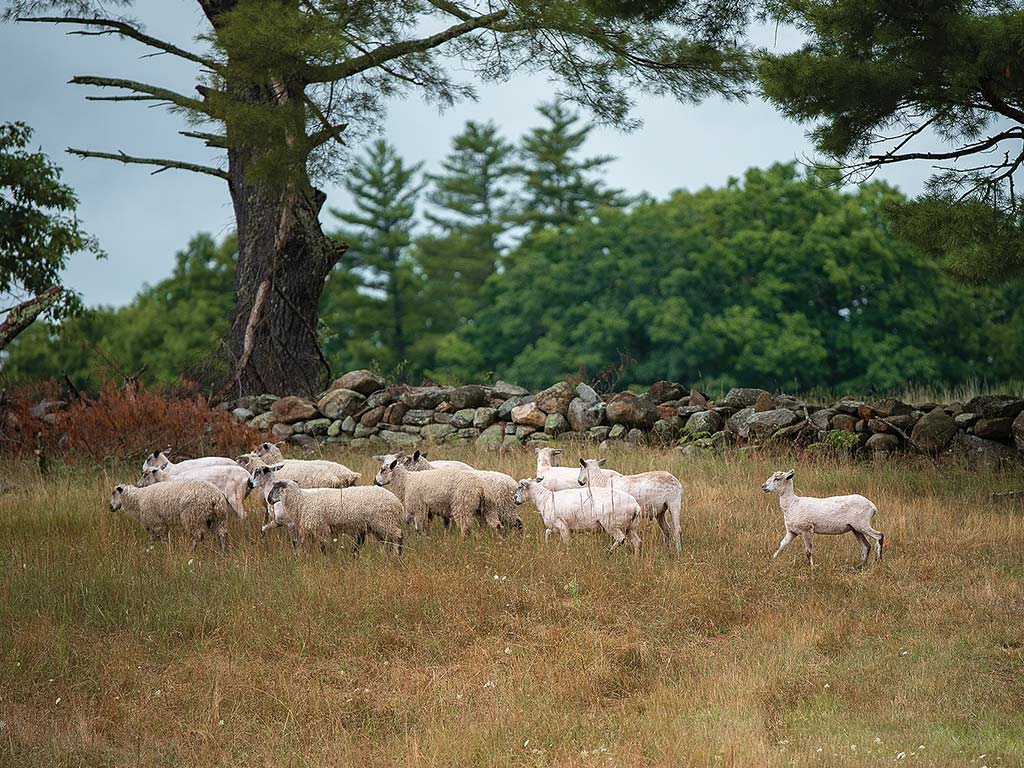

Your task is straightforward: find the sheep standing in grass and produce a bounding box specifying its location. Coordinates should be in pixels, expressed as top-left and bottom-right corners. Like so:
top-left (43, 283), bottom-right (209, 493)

top-left (404, 450), bottom-right (522, 534)
top-left (237, 453), bottom-right (357, 529)
top-left (139, 464), bottom-right (251, 520)
top-left (373, 458), bottom-right (493, 535)
top-left (761, 469), bottom-right (884, 567)
top-left (142, 450), bottom-right (237, 473)
top-left (262, 479), bottom-right (404, 555)
top-left (109, 480), bottom-right (230, 551)
top-left (535, 447), bottom-right (620, 492)
top-left (254, 441), bottom-right (360, 486)
top-left (577, 458), bottom-right (683, 553)
top-left (513, 477), bottom-right (641, 553)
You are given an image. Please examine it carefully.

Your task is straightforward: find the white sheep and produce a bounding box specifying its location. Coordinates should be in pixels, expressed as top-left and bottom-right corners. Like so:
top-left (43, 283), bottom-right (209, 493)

top-left (761, 469), bottom-right (884, 567)
top-left (373, 457), bottom-right (494, 534)
top-left (142, 449), bottom-right (236, 473)
top-left (255, 441), bottom-right (360, 486)
top-left (513, 477), bottom-right (641, 553)
top-left (578, 458), bottom-right (683, 553)
top-left (403, 450), bottom-right (522, 533)
top-left (238, 452), bottom-right (357, 529)
top-left (109, 480), bottom-right (230, 551)
top-left (409, 450), bottom-right (474, 471)
top-left (534, 446), bottom-right (620, 492)
top-left (262, 479), bottom-right (404, 555)
top-left (139, 463), bottom-right (251, 520)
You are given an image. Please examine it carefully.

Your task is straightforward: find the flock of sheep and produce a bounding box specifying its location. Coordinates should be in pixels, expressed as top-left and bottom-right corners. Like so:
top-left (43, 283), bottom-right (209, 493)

top-left (107, 444), bottom-right (885, 567)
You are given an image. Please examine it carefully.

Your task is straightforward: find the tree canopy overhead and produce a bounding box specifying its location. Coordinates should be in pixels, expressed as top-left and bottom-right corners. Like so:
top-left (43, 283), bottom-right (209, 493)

top-left (6, 0), bottom-right (755, 395)
top-left (759, 1), bottom-right (1024, 283)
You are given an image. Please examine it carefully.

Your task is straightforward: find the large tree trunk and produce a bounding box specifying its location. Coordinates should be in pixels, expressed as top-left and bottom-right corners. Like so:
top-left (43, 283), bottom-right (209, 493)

top-left (225, 150), bottom-right (345, 397)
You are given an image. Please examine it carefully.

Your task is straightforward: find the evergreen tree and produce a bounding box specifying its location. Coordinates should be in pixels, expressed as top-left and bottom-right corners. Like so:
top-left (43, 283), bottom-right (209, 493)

top-left (326, 140), bottom-right (424, 374)
top-left (515, 102), bottom-right (628, 231)
top-left (759, 1), bottom-right (1024, 282)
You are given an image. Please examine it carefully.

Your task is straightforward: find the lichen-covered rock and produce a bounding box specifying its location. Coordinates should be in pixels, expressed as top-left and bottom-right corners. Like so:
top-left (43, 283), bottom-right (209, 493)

top-left (747, 409), bottom-right (799, 439)
top-left (304, 417), bottom-right (332, 436)
top-left (497, 396), bottom-right (529, 421)
top-left (831, 414), bottom-right (858, 432)
top-left (533, 381), bottom-right (575, 416)
top-left (646, 380), bottom-right (685, 404)
top-left (608, 423), bottom-right (627, 439)
top-left (964, 395), bottom-right (1024, 420)
top-left (248, 411), bottom-right (276, 430)
top-left (589, 426), bottom-right (611, 441)
top-left (379, 430), bottom-right (421, 450)
top-left (271, 396), bottom-right (318, 424)
top-left (809, 409), bottom-right (834, 431)
top-left (512, 401), bottom-right (547, 428)
top-left (399, 387), bottom-right (451, 410)
top-left (720, 388), bottom-right (769, 408)
top-left (725, 406), bottom-right (757, 438)
top-left (605, 391), bottom-right (659, 428)
top-left (949, 433), bottom-right (1018, 469)
top-left (476, 424), bottom-right (505, 448)
top-left (402, 409), bottom-right (434, 427)
top-left (652, 417), bottom-right (682, 442)
top-left (447, 385), bottom-right (488, 410)
top-left (341, 415), bottom-right (357, 434)
top-left (450, 409), bottom-right (477, 429)
top-left (473, 407), bottom-right (497, 429)
top-left (866, 433), bottom-right (899, 454)
top-left (359, 405), bottom-right (385, 428)
top-left (753, 391), bottom-right (774, 412)
top-left (974, 417), bottom-right (1013, 441)
top-left (492, 380), bottom-right (529, 399)
top-left (271, 422), bottom-right (293, 440)
top-left (544, 412), bottom-right (569, 436)
top-left (515, 425), bottom-right (536, 439)
top-left (327, 419), bottom-right (344, 438)
top-left (421, 423), bottom-right (455, 441)
top-left (382, 402), bottom-right (408, 426)
top-left (911, 407), bottom-right (959, 452)
top-left (330, 369), bottom-right (385, 396)
top-left (626, 428), bottom-right (646, 443)
top-left (567, 397), bottom-right (606, 432)
top-left (317, 388), bottom-right (366, 420)
top-left (575, 382), bottom-right (601, 404)
top-left (833, 399), bottom-right (865, 416)
top-left (954, 412), bottom-right (980, 429)
top-left (685, 410), bottom-right (723, 435)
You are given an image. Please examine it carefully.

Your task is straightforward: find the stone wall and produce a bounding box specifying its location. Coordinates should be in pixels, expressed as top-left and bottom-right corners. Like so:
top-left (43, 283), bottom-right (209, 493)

top-left (221, 370), bottom-right (1024, 467)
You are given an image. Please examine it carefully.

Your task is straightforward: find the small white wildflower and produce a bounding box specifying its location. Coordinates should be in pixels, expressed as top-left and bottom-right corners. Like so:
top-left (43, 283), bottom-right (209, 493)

top-left (363, 688), bottom-right (370, 694)
top-left (580, 750), bottom-right (588, 758)
top-left (523, 740), bottom-right (529, 748)
top-left (823, 683), bottom-right (830, 689)
top-left (897, 752), bottom-right (906, 760)
top-left (504, 646), bottom-right (511, 654)
top-left (493, 574), bottom-right (499, 580)
top-left (218, 719), bottom-right (225, 727)
top-left (850, 744), bottom-right (857, 751)
top-left (154, 689), bottom-right (162, 697)
top-left (816, 747), bottom-right (823, 753)
top-left (456, 693), bottom-right (462, 700)
top-left (187, 558), bottom-right (194, 566)
top-left (777, 739), bottom-right (789, 745)
top-left (54, 697), bottom-right (61, 705)
top-left (483, 680), bottom-right (495, 689)
top-left (874, 737), bottom-right (883, 745)
top-left (917, 745), bottom-right (924, 750)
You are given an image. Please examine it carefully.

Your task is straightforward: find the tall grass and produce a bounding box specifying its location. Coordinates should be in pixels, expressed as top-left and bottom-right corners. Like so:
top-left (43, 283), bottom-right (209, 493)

top-left (2, 446), bottom-right (1022, 767)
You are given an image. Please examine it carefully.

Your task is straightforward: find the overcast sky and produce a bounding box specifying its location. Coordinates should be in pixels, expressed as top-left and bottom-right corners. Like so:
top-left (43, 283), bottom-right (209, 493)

top-left (2, 3), bottom-right (936, 308)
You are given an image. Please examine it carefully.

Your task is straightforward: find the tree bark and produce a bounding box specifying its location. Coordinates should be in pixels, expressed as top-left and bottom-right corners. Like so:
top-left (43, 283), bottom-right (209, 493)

top-left (224, 149), bottom-right (345, 397)
top-left (0, 286), bottom-right (63, 352)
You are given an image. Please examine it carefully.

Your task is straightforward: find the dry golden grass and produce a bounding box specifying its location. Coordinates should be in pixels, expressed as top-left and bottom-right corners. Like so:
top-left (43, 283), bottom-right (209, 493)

top-left (2, 445), bottom-right (1023, 767)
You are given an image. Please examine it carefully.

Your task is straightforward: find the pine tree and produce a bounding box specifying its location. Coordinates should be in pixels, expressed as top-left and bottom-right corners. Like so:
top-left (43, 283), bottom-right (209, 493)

top-left (516, 102), bottom-right (628, 231)
top-left (328, 140), bottom-right (423, 371)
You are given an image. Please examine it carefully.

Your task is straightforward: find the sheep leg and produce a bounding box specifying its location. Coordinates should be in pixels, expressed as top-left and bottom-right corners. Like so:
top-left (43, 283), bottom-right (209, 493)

top-left (771, 530), bottom-right (797, 560)
top-left (351, 530), bottom-right (366, 555)
top-left (852, 530), bottom-right (870, 566)
top-left (669, 497), bottom-right (682, 553)
top-left (655, 508), bottom-right (672, 548)
top-left (555, 521), bottom-right (571, 543)
top-left (544, 528), bottom-right (553, 543)
top-left (863, 527), bottom-right (884, 561)
top-left (607, 527), bottom-right (626, 554)
top-left (800, 531), bottom-right (814, 568)
top-left (627, 526), bottom-right (642, 554)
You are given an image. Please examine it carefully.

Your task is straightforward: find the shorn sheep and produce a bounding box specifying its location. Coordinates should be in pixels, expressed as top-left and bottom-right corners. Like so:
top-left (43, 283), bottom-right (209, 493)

top-left (109, 480), bottom-right (230, 551)
top-left (237, 453), bottom-right (357, 529)
top-left (577, 458), bottom-right (683, 553)
top-left (263, 479), bottom-right (404, 555)
top-left (373, 458), bottom-right (495, 535)
top-left (513, 477), bottom-right (641, 553)
top-left (254, 441), bottom-right (361, 486)
top-left (142, 449), bottom-right (237, 473)
top-left (761, 469), bottom-right (884, 567)
top-left (534, 447), bottom-right (620, 492)
top-left (403, 450), bottom-right (522, 533)
top-left (139, 464), bottom-right (251, 520)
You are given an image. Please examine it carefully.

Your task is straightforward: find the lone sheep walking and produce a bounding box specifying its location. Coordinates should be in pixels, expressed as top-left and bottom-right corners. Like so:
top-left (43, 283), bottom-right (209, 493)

top-left (762, 469), bottom-right (884, 567)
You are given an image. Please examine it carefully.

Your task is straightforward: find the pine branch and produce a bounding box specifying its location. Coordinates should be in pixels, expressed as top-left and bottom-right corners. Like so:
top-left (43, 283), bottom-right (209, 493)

top-left (305, 9), bottom-right (508, 83)
top-left (70, 75), bottom-right (211, 115)
top-left (18, 16), bottom-right (223, 71)
top-left (67, 148), bottom-right (229, 180)
top-left (179, 130), bottom-right (229, 149)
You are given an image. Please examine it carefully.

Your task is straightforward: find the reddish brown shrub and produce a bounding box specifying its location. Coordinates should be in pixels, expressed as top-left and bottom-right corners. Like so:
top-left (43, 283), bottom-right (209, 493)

top-left (0, 381), bottom-right (262, 464)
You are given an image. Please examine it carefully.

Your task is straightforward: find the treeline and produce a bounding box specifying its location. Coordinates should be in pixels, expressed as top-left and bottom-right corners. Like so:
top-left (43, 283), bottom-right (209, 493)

top-left (6, 103), bottom-right (1024, 394)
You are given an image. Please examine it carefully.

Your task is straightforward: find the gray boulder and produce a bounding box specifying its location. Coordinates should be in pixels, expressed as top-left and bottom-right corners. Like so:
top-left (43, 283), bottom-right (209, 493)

top-left (232, 407), bottom-right (254, 424)
top-left (305, 417), bottom-right (332, 436)
top-left (974, 417), bottom-right (1014, 441)
top-left (949, 433), bottom-right (1018, 469)
top-left (911, 407), bottom-right (959, 452)
top-left (605, 391), bottom-right (659, 428)
top-left (747, 409), bottom-right (799, 439)
top-left (964, 395), bottom-right (1024, 420)
top-left (725, 406), bottom-right (757, 438)
top-left (402, 409), bottom-right (434, 427)
top-left (575, 382), bottom-right (601, 404)
top-left (866, 433), bottom-right (899, 454)
top-left (534, 381), bottom-right (576, 416)
top-left (476, 424), bottom-right (506, 448)
top-left (399, 387), bottom-right (452, 410)
top-left (329, 369), bottom-right (385, 396)
top-left (317, 388), bottom-right (366, 420)
top-left (473, 407), bottom-right (497, 429)
top-left (421, 423), bottom-right (455, 441)
top-left (720, 388), bottom-right (769, 408)
top-left (492, 380), bottom-right (529, 399)
top-left (447, 385), bottom-right (488, 410)
top-left (567, 397), bottom-right (606, 432)
top-left (544, 412), bottom-right (569, 437)
top-left (450, 409), bottom-right (477, 429)
top-left (684, 410), bottom-right (723, 435)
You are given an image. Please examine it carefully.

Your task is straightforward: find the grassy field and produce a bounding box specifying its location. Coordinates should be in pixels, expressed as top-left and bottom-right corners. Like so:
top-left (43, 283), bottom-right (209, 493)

top-left (2, 445), bottom-right (1023, 767)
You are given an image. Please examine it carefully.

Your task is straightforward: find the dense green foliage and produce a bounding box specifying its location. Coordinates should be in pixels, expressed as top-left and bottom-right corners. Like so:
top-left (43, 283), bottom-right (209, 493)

top-left (0, 121), bottom-right (102, 325)
top-left (759, 1), bottom-right (1024, 283)
top-left (7, 104), bottom-right (1024, 394)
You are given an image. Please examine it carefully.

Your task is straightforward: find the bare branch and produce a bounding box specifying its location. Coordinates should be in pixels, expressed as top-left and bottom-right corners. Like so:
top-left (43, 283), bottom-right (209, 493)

top-left (18, 16), bottom-right (222, 71)
top-left (67, 147), bottom-right (228, 180)
top-left (866, 129), bottom-right (1024, 166)
top-left (70, 75), bottom-right (211, 116)
top-left (305, 9), bottom-right (508, 83)
top-left (179, 130), bottom-right (229, 148)
top-left (0, 286), bottom-right (63, 352)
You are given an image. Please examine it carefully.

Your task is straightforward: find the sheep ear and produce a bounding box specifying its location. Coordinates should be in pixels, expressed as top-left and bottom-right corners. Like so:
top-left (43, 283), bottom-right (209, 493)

top-left (371, 455), bottom-right (383, 461)
top-left (597, 458), bottom-right (607, 466)
top-left (579, 458), bottom-right (587, 467)
top-left (552, 449), bottom-right (563, 455)
top-left (535, 476), bottom-right (544, 483)
top-left (388, 459), bottom-right (398, 470)
top-left (271, 463), bottom-right (284, 471)
top-left (413, 450), bottom-right (422, 460)
top-left (785, 469), bottom-right (795, 479)
top-left (274, 440), bottom-right (285, 448)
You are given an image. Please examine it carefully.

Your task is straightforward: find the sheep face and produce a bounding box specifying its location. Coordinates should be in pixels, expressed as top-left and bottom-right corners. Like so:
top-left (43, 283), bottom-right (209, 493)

top-left (761, 470), bottom-right (795, 493)
top-left (138, 468), bottom-right (161, 488)
top-left (576, 458), bottom-right (607, 486)
top-left (374, 458), bottom-right (401, 487)
top-left (109, 485), bottom-right (127, 512)
top-left (235, 453), bottom-right (261, 472)
top-left (513, 478), bottom-right (544, 505)
top-left (256, 441), bottom-right (286, 462)
top-left (248, 463), bottom-right (284, 490)
top-left (371, 451), bottom-right (406, 468)
top-left (142, 449), bottom-right (170, 471)
top-left (535, 447), bottom-right (563, 466)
